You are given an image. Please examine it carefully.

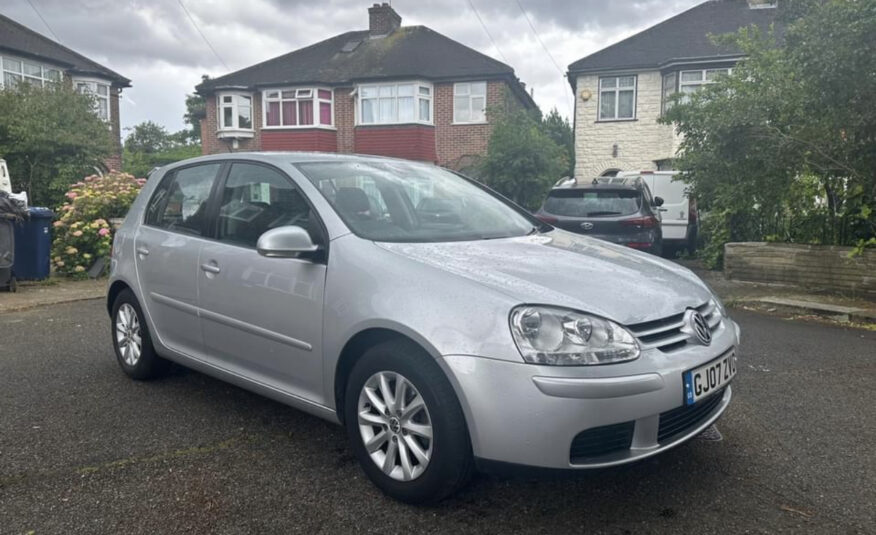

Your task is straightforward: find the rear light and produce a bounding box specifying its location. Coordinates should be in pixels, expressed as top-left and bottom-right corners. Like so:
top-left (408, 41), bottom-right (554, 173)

top-left (621, 216), bottom-right (659, 229)
top-left (535, 214), bottom-right (558, 225)
top-left (626, 242), bottom-right (652, 249)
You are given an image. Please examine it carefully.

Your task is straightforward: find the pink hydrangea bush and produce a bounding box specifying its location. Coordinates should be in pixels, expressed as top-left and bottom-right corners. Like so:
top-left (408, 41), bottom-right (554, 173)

top-left (52, 171), bottom-right (144, 278)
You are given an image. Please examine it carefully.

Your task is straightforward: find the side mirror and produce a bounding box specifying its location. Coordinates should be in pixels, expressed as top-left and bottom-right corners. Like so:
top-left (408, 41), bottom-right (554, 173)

top-left (257, 225), bottom-right (321, 259)
top-left (653, 196), bottom-right (665, 207)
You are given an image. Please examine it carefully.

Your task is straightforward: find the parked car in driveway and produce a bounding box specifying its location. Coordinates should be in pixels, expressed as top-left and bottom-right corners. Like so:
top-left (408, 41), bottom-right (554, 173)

top-left (618, 171), bottom-right (698, 255)
top-left (107, 153), bottom-right (739, 503)
top-left (534, 176), bottom-right (664, 255)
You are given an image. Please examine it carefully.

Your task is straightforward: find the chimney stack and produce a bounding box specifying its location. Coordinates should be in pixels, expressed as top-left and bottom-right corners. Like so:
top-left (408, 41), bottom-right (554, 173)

top-left (368, 3), bottom-right (401, 36)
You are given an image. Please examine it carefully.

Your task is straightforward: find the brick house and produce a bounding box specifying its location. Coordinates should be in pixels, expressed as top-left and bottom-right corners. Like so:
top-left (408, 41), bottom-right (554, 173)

top-left (196, 3), bottom-right (535, 171)
top-left (0, 14), bottom-right (131, 170)
top-left (567, 0), bottom-right (779, 179)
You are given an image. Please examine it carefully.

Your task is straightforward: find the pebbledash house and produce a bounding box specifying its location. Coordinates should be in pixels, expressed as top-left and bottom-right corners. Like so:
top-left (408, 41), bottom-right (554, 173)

top-left (567, 0), bottom-right (780, 179)
top-left (196, 3), bottom-right (536, 172)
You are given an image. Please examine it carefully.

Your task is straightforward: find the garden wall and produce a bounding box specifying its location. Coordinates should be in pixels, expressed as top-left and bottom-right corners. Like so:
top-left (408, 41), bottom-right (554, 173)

top-left (724, 242), bottom-right (876, 296)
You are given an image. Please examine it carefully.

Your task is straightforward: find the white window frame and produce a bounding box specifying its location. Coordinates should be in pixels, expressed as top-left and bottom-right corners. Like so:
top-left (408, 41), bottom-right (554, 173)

top-left (453, 81), bottom-right (488, 124)
top-left (1, 53), bottom-right (63, 89)
top-left (262, 87), bottom-right (334, 129)
top-left (678, 68), bottom-right (732, 102)
top-left (73, 77), bottom-right (112, 122)
top-left (598, 75), bottom-right (637, 121)
top-left (357, 81), bottom-right (433, 126)
top-left (217, 92), bottom-right (254, 134)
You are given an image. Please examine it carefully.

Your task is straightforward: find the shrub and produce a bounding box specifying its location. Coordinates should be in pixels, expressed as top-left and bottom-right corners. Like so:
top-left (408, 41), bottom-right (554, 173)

top-left (52, 171), bottom-right (144, 277)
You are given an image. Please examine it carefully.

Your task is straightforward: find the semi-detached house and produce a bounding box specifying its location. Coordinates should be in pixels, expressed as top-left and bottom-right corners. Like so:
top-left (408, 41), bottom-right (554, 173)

top-left (567, 0), bottom-right (780, 179)
top-left (196, 3), bottom-right (536, 171)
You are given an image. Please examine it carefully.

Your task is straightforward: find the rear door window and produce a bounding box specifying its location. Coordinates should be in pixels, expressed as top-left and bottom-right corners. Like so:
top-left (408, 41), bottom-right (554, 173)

top-left (543, 189), bottom-right (642, 217)
top-left (145, 163), bottom-right (221, 235)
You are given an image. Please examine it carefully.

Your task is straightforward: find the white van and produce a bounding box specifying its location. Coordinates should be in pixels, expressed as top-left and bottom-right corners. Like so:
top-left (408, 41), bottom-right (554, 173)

top-left (0, 159), bottom-right (11, 195)
top-left (618, 171), bottom-right (697, 253)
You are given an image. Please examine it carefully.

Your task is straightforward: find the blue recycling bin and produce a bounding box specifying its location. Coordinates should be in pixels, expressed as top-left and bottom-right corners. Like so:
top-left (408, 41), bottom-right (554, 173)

top-left (13, 207), bottom-right (54, 280)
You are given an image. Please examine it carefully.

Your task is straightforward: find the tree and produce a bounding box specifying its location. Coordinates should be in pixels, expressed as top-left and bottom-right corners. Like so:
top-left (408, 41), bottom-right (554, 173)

top-left (182, 75), bottom-right (209, 143)
top-left (124, 121), bottom-right (172, 154)
top-left (661, 0), bottom-right (876, 266)
top-left (122, 120), bottom-right (200, 178)
top-left (540, 108), bottom-right (574, 177)
top-left (0, 83), bottom-right (112, 207)
top-left (480, 108), bottom-right (568, 210)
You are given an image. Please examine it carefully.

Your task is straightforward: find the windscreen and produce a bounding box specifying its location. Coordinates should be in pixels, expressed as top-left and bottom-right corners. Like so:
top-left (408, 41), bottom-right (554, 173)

top-left (542, 189), bottom-right (642, 217)
top-left (295, 161), bottom-right (537, 242)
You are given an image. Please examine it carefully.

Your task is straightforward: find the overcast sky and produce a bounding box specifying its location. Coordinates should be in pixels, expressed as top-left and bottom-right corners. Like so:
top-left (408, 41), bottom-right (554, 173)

top-left (3, 0), bottom-right (702, 136)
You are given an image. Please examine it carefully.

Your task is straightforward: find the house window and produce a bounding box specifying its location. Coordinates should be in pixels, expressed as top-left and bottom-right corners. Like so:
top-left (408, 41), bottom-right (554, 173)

top-left (264, 88), bottom-right (333, 128)
top-left (661, 72), bottom-right (677, 115)
top-left (75, 80), bottom-right (111, 121)
top-left (218, 93), bottom-right (253, 130)
top-left (359, 82), bottom-right (432, 125)
top-left (679, 68), bottom-right (731, 102)
top-left (598, 75), bottom-right (636, 121)
top-left (1, 55), bottom-right (62, 89)
top-left (453, 82), bottom-right (487, 123)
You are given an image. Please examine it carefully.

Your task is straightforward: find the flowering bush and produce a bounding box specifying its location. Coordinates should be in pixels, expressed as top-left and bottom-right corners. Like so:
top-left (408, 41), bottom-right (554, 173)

top-left (52, 171), bottom-right (144, 277)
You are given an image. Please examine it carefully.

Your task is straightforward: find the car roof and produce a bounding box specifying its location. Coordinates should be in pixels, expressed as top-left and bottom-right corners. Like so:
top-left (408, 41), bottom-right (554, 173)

top-left (152, 151), bottom-right (430, 175)
top-left (550, 176), bottom-right (645, 191)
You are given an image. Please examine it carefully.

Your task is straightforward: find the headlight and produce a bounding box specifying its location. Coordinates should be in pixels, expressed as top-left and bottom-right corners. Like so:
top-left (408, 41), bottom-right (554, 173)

top-left (710, 296), bottom-right (727, 318)
top-left (509, 305), bottom-right (640, 366)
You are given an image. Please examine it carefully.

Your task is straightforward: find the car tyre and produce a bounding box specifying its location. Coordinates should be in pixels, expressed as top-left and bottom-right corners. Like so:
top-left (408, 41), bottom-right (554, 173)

top-left (344, 338), bottom-right (473, 504)
top-left (111, 288), bottom-right (169, 380)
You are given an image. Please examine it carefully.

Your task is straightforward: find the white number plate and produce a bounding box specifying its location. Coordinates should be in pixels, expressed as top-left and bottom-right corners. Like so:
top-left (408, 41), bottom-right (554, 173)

top-left (683, 352), bottom-right (736, 406)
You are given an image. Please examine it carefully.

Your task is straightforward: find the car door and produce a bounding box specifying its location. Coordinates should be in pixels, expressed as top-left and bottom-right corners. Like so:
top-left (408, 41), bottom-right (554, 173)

top-left (135, 162), bottom-right (224, 358)
top-left (197, 161), bottom-right (327, 402)
top-left (650, 173), bottom-right (689, 241)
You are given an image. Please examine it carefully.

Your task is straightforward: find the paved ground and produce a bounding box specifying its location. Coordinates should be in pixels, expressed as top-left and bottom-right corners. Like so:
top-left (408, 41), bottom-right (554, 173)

top-left (1, 300), bottom-right (874, 534)
top-left (0, 279), bottom-right (107, 314)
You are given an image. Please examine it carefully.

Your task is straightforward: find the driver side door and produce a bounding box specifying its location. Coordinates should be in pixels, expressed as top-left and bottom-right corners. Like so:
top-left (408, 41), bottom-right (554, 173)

top-left (197, 162), bottom-right (328, 403)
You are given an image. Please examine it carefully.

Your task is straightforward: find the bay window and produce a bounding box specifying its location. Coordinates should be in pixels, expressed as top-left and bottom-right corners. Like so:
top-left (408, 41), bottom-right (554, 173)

top-left (74, 79), bottom-right (111, 121)
top-left (218, 93), bottom-right (253, 131)
top-left (679, 68), bottom-right (731, 101)
top-left (453, 82), bottom-right (487, 123)
top-left (598, 75), bottom-right (636, 121)
top-left (359, 82), bottom-right (432, 125)
top-left (263, 88), bottom-right (333, 128)
top-left (661, 72), bottom-right (677, 114)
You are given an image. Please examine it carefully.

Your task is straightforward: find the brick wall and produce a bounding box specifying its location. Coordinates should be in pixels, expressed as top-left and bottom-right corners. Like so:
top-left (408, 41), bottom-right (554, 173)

top-left (434, 80), bottom-right (506, 170)
top-left (724, 242), bottom-right (876, 296)
top-left (262, 129), bottom-right (337, 152)
top-left (573, 71), bottom-right (677, 179)
top-left (354, 125), bottom-right (437, 162)
top-left (335, 86), bottom-right (356, 153)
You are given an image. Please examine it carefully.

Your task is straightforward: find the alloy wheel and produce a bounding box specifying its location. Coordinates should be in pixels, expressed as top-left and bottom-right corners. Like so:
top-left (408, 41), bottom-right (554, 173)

top-left (357, 371), bottom-right (433, 482)
top-left (115, 303), bottom-right (142, 366)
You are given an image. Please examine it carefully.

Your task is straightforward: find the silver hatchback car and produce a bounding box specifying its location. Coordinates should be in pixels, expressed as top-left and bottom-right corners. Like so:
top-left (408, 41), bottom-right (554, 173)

top-left (107, 153), bottom-right (739, 503)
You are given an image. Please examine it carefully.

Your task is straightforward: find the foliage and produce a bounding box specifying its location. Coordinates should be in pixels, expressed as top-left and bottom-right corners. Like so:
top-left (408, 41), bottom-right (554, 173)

top-left (540, 108), bottom-right (575, 177)
top-left (51, 171), bottom-right (144, 278)
top-left (479, 108), bottom-right (569, 210)
top-left (182, 75), bottom-right (210, 143)
top-left (0, 83), bottom-right (113, 207)
top-left (122, 120), bottom-right (201, 177)
top-left (661, 0), bottom-right (876, 267)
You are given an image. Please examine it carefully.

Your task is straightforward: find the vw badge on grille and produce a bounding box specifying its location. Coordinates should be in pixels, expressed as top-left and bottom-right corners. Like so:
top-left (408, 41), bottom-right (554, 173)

top-left (690, 311), bottom-right (712, 345)
top-left (580, 222), bottom-right (594, 230)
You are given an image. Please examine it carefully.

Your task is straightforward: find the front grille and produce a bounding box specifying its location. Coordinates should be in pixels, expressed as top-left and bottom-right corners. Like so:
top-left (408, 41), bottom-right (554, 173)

top-left (657, 389), bottom-right (725, 443)
top-left (628, 301), bottom-right (721, 352)
top-left (569, 421), bottom-right (634, 462)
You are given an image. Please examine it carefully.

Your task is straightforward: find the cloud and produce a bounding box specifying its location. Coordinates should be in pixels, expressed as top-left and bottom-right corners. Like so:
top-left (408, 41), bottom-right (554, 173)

top-left (3, 0), bottom-right (701, 132)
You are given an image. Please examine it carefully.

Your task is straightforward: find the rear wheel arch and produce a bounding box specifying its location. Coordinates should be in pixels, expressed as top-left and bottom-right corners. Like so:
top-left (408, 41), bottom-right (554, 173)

top-left (107, 280), bottom-right (132, 316)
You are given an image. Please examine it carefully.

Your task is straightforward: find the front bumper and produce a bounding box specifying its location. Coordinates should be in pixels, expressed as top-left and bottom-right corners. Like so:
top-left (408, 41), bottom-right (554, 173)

top-left (438, 318), bottom-right (739, 470)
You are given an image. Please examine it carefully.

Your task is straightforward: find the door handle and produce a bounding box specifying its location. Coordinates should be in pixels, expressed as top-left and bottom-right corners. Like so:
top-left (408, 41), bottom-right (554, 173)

top-left (136, 247), bottom-right (150, 256)
top-left (200, 262), bottom-right (221, 274)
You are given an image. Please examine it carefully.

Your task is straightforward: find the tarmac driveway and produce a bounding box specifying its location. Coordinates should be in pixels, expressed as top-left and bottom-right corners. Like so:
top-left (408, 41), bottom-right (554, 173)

top-left (1, 300), bottom-right (874, 534)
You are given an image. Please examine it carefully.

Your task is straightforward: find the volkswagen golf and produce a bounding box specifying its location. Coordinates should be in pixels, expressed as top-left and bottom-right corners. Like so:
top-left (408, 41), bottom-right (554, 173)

top-left (107, 153), bottom-right (739, 503)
